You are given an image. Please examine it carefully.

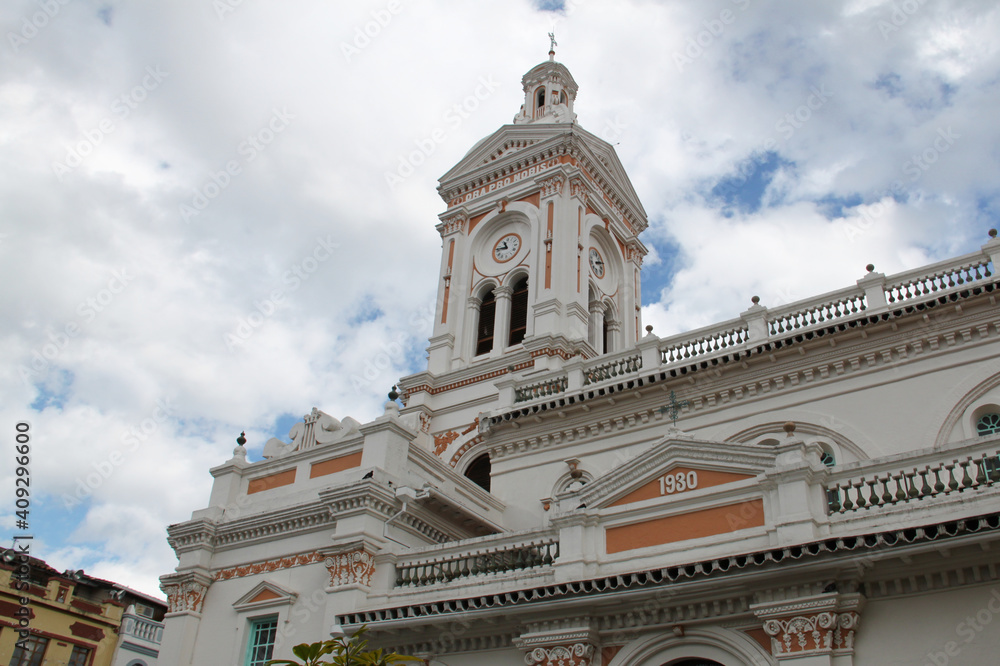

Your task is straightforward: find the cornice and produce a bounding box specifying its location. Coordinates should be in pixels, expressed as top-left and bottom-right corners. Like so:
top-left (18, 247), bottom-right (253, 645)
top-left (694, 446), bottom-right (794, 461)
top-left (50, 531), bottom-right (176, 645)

top-left (167, 503), bottom-right (336, 554)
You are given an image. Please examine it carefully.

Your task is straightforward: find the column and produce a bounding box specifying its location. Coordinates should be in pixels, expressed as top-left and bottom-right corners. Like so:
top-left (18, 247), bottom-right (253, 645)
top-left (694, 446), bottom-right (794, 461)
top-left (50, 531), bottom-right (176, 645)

top-left (589, 301), bottom-right (605, 355)
top-left (493, 285), bottom-right (513, 352)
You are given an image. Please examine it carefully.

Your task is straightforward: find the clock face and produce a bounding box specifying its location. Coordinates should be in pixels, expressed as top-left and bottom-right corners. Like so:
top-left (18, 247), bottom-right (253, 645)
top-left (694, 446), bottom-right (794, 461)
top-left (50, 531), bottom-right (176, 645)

top-left (493, 234), bottom-right (521, 262)
top-left (589, 248), bottom-right (605, 278)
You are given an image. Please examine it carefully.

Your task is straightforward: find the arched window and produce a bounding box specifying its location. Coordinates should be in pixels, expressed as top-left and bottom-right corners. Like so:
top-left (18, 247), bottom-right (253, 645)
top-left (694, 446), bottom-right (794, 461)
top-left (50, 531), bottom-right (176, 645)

top-left (977, 412), bottom-right (1000, 435)
top-left (820, 449), bottom-right (836, 467)
top-left (475, 291), bottom-right (496, 356)
top-left (464, 454), bottom-right (491, 492)
top-left (508, 276), bottom-right (528, 346)
top-left (602, 317), bottom-right (610, 354)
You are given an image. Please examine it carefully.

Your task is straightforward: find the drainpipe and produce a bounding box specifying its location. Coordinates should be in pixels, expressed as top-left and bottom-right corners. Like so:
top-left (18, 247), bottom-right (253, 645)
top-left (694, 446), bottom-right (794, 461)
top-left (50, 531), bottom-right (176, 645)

top-left (383, 486), bottom-right (428, 548)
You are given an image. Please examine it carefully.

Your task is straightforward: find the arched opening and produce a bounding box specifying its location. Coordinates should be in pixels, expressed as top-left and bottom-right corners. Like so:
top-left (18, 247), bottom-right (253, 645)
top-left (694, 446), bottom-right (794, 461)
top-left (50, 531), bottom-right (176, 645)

top-left (602, 317), bottom-right (610, 354)
top-left (977, 412), bottom-right (1000, 435)
top-left (508, 276), bottom-right (528, 346)
top-left (535, 87), bottom-right (546, 116)
top-left (464, 453), bottom-right (491, 492)
top-left (475, 291), bottom-right (496, 356)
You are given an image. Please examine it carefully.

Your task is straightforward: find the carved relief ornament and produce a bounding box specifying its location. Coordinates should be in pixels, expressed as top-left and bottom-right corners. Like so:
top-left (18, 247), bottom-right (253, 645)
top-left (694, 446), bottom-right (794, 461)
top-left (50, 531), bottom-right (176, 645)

top-left (324, 548), bottom-right (376, 588)
top-left (524, 643), bottom-right (595, 666)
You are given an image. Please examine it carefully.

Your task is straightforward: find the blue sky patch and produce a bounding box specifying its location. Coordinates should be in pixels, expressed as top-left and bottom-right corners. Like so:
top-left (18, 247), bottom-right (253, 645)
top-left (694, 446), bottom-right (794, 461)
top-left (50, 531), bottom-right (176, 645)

top-left (271, 412), bottom-right (301, 440)
top-left (815, 193), bottom-right (864, 220)
top-left (30, 370), bottom-right (74, 411)
top-left (708, 151), bottom-right (793, 215)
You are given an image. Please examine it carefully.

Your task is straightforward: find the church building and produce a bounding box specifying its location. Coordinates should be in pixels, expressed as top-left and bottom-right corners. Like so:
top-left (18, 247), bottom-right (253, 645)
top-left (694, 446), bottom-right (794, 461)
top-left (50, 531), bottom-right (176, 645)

top-left (159, 51), bottom-right (1000, 666)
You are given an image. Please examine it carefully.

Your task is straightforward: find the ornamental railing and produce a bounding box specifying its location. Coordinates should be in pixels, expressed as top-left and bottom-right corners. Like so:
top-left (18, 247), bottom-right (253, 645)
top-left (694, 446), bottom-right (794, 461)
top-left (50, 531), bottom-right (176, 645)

top-left (121, 613), bottom-right (164, 644)
top-left (826, 442), bottom-right (1000, 515)
top-left (395, 536), bottom-right (559, 588)
top-left (660, 321), bottom-right (748, 364)
top-left (584, 352), bottom-right (642, 385)
top-left (515, 376), bottom-right (568, 403)
top-left (766, 287), bottom-right (867, 337)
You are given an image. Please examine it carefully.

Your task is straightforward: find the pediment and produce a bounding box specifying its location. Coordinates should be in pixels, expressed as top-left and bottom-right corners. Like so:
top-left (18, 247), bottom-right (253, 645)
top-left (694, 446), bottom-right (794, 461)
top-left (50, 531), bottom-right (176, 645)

top-left (233, 580), bottom-right (298, 612)
top-left (439, 126), bottom-right (646, 229)
top-left (570, 429), bottom-right (777, 510)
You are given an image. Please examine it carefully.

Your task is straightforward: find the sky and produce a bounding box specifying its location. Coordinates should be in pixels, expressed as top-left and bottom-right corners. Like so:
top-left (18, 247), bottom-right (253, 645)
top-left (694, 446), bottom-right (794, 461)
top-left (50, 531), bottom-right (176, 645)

top-left (1, 0), bottom-right (998, 598)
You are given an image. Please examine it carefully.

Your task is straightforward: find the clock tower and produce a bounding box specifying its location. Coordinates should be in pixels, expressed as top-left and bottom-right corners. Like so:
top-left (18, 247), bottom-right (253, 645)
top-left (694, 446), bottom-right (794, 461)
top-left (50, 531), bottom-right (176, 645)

top-left (399, 50), bottom-right (648, 448)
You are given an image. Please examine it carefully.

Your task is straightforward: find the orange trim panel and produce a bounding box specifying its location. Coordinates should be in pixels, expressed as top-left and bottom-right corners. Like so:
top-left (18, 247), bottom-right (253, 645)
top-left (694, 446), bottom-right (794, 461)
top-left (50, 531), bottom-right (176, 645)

top-left (247, 469), bottom-right (296, 494)
top-left (605, 499), bottom-right (765, 554)
top-left (309, 451), bottom-right (363, 479)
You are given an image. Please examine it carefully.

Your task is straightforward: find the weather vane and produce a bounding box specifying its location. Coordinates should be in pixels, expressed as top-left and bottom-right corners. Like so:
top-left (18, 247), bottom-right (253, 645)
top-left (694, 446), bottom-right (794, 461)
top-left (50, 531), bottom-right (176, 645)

top-left (659, 390), bottom-right (689, 427)
top-left (548, 32), bottom-right (557, 53)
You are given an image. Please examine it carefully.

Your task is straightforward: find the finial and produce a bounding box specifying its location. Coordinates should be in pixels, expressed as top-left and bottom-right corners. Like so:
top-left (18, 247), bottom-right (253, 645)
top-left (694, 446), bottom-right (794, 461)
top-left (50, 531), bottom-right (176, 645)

top-left (866, 263), bottom-right (875, 273)
top-left (388, 385), bottom-right (399, 401)
top-left (236, 431), bottom-right (246, 446)
top-left (645, 324), bottom-right (653, 334)
top-left (751, 295), bottom-right (760, 305)
top-left (783, 421), bottom-right (796, 437)
top-left (990, 229), bottom-right (997, 239)
top-left (548, 32), bottom-right (557, 60)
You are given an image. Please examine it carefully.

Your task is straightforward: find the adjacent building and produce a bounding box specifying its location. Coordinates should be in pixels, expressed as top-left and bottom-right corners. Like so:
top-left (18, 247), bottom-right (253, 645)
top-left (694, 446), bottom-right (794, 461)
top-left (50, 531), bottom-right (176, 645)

top-left (0, 554), bottom-right (166, 666)
top-left (160, 52), bottom-right (1000, 666)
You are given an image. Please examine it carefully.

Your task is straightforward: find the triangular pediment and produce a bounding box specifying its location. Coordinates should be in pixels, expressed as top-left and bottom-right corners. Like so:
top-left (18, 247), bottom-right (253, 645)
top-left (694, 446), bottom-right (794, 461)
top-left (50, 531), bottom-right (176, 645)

top-left (568, 429), bottom-right (777, 510)
top-left (233, 580), bottom-right (298, 612)
top-left (438, 125), bottom-right (647, 231)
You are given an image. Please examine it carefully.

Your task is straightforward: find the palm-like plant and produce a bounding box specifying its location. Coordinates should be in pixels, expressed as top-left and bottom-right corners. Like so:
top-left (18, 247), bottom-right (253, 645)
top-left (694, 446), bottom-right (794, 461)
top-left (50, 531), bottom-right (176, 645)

top-left (267, 626), bottom-right (420, 666)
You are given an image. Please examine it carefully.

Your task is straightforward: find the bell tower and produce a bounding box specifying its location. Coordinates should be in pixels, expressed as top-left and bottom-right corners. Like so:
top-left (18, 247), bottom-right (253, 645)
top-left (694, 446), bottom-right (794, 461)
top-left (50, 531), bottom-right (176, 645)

top-left (400, 49), bottom-right (648, 432)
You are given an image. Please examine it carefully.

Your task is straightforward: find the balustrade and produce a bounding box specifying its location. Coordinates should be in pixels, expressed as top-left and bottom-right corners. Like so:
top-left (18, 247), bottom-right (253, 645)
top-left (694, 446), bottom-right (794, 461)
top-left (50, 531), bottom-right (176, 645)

top-left (885, 259), bottom-right (992, 305)
top-left (395, 538), bottom-right (559, 588)
top-left (827, 450), bottom-right (1000, 514)
top-left (584, 353), bottom-right (642, 385)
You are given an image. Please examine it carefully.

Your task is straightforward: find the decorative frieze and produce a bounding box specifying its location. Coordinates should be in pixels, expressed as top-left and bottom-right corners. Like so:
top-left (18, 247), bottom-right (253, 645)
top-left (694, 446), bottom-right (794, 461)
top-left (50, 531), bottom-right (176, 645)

top-left (438, 212), bottom-right (468, 236)
top-left (161, 574), bottom-right (211, 614)
top-left (539, 173), bottom-right (566, 198)
top-left (763, 611), bottom-right (860, 657)
top-left (524, 643), bottom-right (595, 666)
top-left (215, 552), bottom-right (324, 581)
top-left (325, 548), bottom-right (377, 588)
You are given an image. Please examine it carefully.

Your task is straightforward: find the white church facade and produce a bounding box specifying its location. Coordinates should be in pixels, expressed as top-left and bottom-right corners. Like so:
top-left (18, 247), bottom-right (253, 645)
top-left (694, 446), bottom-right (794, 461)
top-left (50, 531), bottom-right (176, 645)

top-left (160, 54), bottom-right (1000, 666)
